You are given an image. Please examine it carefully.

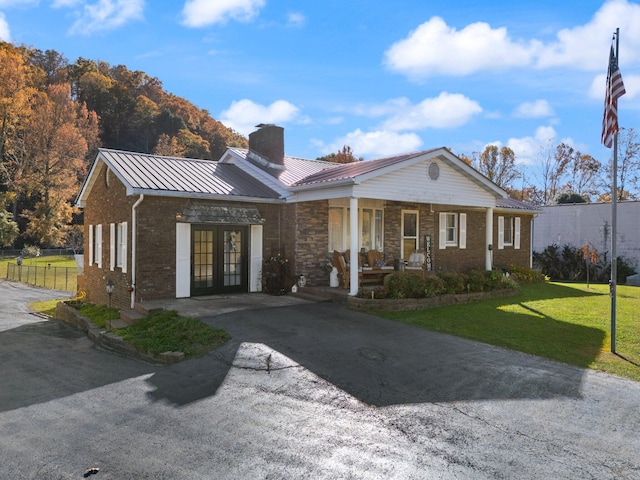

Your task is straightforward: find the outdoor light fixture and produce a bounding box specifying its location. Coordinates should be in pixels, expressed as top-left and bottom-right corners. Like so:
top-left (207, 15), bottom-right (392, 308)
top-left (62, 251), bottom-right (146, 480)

top-left (106, 279), bottom-right (115, 307)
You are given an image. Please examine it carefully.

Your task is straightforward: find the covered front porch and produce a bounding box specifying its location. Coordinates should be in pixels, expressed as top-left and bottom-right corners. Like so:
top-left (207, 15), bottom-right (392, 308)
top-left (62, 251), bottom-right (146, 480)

top-left (326, 196), bottom-right (496, 295)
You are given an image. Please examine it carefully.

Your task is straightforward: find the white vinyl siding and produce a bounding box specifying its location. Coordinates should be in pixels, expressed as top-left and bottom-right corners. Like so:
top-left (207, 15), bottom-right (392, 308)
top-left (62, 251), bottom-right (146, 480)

top-left (352, 158), bottom-right (497, 208)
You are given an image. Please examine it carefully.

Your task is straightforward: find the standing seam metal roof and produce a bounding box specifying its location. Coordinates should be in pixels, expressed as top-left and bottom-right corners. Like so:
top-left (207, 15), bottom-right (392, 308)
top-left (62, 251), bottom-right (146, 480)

top-left (291, 150), bottom-right (435, 186)
top-left (99, 149), bottom-right (280, 199)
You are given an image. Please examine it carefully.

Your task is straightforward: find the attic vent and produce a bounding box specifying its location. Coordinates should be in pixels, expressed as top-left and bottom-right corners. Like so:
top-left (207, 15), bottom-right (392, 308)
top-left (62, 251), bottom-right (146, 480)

top-left (428, 162), bottom-right (440, 180)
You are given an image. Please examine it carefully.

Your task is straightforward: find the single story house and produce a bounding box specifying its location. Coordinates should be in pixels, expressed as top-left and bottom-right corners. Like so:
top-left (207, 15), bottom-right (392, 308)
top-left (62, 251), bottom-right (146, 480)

top-left (75, 124), bottom-right (539, 310)
top-left (532, 201), bottom-right (640, 268)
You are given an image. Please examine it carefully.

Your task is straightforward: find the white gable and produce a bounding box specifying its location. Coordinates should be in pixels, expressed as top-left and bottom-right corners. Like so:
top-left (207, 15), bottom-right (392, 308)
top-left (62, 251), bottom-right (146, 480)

top-left (354, 158), bottom-right (497, 207)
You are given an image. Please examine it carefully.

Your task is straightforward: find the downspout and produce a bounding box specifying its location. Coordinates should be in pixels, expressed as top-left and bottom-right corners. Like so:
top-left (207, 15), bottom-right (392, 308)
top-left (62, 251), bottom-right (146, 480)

top-left (130, 194), bottom-right (144, 309)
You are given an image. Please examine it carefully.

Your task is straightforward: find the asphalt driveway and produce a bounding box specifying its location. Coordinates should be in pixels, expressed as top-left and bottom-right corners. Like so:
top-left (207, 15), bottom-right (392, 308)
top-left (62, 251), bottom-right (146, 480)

top-left (1, 280), bottom-right (639, 479)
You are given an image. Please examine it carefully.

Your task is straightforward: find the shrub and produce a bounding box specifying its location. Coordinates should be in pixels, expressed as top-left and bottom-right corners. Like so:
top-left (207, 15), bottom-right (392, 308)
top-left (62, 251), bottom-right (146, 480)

top-left (534, 244), bottom-right (637, 283)
top-left (262, 254), bottom-right (291, 295)
top-left (21, 245), bottom-right (41, 257)
top-left (438, 272), bottom-right (466, 294)
top-left (466, 269), bottom-right (488, 292)
top-left (507, 264), bottom-right (546, 283)
top-left (423, 275), bottom-right (445, 297)
top-left (384, 272), bottom-right (412, 299)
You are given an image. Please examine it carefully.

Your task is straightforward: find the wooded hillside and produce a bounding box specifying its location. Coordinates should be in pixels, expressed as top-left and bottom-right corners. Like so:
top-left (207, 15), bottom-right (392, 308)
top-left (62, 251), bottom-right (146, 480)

top-left (0, 42), bottom-right (247, 249)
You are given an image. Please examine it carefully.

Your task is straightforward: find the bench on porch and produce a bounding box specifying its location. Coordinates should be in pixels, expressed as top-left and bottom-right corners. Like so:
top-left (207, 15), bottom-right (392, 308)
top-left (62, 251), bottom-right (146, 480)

top-left (333, 250), bottom-right (395, 288)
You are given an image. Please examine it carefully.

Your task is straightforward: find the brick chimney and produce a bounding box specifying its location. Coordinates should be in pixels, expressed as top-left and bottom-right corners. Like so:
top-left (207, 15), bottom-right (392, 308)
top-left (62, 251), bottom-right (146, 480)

top-left (248, 124), bottom-right (284, 166)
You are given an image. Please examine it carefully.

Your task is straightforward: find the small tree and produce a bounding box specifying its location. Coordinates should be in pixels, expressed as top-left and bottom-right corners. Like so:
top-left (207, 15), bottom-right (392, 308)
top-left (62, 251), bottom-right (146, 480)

top-left (580, 243), bottom-right (599, 288)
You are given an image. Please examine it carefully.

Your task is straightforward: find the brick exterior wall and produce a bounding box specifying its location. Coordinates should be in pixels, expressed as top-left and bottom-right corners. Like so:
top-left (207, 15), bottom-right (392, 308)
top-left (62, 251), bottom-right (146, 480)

top-left (492, 213), bottom-right (532, 268)
top-left (82, 161), bottom-right (533, 307)
top-left (83, 163), bottom-right (136, 310)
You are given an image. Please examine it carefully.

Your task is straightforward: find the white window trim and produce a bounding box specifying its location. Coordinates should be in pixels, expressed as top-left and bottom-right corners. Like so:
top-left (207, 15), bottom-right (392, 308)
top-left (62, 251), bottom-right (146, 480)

top-left (119, 222), bottom-right (128, 273)
top-left (109, 223), bottom-right (116, 271)
top-left (439, 212), bottom-right (466, 249)
top-left (401, 209), bottom-right (419, 259)
top-left (95, 224), bottom-right (102, 269)
top-left (328, 205), bottom-right (384, 252)
top-left (498, 216), bottom-right (520, 249)
top-left (88, 224), bottom-right (94, 266)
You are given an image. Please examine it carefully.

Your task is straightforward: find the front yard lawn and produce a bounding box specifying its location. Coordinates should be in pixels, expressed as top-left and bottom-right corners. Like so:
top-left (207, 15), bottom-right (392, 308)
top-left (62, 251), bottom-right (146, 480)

top-left (377, 282), bottom-right (640, 382)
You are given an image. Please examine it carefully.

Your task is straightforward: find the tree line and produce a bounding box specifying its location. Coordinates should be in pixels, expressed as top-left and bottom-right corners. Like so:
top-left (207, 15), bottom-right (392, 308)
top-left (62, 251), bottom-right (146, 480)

top-left (0, 41), bottom-right (247, 249)
top-left (460, 129), bottom-right (639, 205)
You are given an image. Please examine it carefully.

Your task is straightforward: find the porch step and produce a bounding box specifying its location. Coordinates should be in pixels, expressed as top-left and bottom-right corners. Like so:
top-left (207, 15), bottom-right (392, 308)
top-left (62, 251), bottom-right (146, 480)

top-left (119, 309), bottom-right (146, 325)
top-left (105, 318), bottom-right (129, 330)
top-left (133, 302), bottom-right (165, 317)
top-left (292, 287), bottom-right (347, 304)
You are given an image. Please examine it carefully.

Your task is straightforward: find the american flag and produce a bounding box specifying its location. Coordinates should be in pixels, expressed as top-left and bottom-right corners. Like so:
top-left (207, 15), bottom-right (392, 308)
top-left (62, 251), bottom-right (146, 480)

top-left (601, 44), bottom-right (626, 148)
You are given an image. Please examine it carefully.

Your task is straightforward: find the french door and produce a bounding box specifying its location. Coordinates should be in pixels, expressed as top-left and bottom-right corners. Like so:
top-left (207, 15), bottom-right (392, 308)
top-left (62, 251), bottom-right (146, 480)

top-left (191, 226), bottom-right (248, 295)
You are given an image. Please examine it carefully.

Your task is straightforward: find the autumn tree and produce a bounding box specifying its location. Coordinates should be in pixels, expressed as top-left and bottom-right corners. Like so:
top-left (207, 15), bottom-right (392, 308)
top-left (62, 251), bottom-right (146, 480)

top-left (316, 145), bottom-right (363, 163)
top-left (598, 127), bottom-right (639, 201)
top-left (0, 44), bottom-right (41, 230)
top-left (20, 84), bottom-right (98, 246)
top-left (476, 145), bottom-right (519, 189)
top-left (552, 143), bottom-right (600, 202)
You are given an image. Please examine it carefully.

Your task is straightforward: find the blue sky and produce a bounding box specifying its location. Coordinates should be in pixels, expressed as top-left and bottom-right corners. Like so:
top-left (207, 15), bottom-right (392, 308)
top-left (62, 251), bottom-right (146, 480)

top-left (1, 0), bottom-right (639, 178)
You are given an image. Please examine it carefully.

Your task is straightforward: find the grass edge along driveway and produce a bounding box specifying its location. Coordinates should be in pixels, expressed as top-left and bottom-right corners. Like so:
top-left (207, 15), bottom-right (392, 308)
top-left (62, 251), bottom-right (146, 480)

top-left (377, 282), bottom-right (640, 382)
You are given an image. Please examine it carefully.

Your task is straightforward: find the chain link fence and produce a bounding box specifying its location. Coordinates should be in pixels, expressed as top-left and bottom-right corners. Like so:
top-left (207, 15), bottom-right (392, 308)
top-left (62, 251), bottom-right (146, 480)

top-left (5, 262), bottom-right (77, 292)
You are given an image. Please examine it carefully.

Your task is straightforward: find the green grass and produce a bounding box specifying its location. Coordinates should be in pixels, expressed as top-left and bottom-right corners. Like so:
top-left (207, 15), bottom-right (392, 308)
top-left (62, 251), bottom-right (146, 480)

top-left (29, 300), bottom-right (230, 359)
top-left (77, 303), bottom-right (121, 328)
top-left (29, 298), bottom-right (63, 317)
top-left (115, 310), bottom-right (230, 358)
top-left (377, 281), bottom-right (640, 382)
top-left (3, 255), bottom-right (78, 291)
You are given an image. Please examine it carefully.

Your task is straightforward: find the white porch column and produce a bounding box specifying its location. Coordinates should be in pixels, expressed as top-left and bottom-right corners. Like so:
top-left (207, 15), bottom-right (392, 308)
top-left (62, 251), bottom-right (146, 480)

top-left (486, 207), bottom-right (494, 270)
top-left (349, 197), bottom-right (359, 296)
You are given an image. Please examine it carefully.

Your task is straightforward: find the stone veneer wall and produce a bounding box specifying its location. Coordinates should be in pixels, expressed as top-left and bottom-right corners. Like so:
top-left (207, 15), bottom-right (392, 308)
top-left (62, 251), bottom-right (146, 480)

top-left (292, 201), bottom-right (330, 287)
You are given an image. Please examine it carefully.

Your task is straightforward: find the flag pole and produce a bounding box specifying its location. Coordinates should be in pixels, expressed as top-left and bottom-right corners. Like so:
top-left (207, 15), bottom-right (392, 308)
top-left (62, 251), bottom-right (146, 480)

top-left (610, 27), bottom-right (620, 354)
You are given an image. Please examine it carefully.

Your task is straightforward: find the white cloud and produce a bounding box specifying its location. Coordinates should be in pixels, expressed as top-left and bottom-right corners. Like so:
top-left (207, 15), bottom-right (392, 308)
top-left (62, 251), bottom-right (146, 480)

top-left (382, 93), bottom-right (482, 131)
top-left (219, 99), bottom-right (300, 136)
top-left (536, 0), bottom-right (640, 70)
top-left (181, 0), bottom-right (265, 28)
top-left (326, 129), bottom-right (423, 158)
top-left (0, 13), bottom-right (10, 41)
top-left (506, 126), bottom-right (559, 165)
top-left (286, 11), bottom-right (305, 28)
top-left (384, 1), bottom-right (640, 79)
top-left (513, 99), bottom-right (554, 118)
top-left (69, 0), bottom-right (144, 35)
top-left (384, 16), bottom-right (537, 79)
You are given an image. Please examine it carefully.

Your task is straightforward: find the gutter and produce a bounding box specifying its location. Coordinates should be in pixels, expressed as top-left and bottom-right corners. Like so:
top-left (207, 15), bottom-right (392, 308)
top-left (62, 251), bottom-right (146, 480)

top-left (130, 194), bottom-right (144, 309)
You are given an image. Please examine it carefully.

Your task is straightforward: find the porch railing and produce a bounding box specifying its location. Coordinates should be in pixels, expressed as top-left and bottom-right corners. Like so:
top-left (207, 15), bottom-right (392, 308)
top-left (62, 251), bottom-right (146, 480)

top-left (5, 262), bottom-right (77, 292)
